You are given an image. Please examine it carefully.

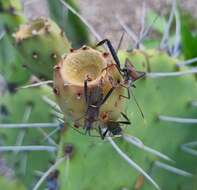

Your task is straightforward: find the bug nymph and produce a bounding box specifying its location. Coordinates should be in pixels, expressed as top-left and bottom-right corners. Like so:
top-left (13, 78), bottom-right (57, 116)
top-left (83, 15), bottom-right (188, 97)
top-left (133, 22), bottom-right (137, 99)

top-left (96, 39), bottom-right (146, 86)
top-left (99, 112), bottom-right (131, 139)
top-left (83, 79), bottom-right (115, 135)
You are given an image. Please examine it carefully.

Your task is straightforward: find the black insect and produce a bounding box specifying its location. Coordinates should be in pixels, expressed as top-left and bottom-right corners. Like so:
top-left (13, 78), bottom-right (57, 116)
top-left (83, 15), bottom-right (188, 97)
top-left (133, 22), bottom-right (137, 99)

top-left (99, 112), bottom-right (131, 140)
top-left (96, 39), bottom-right (145, 118)
top-left (83, 79), bottom-right (115, 135)
top-left (96, 39), bottom-right (145, 86)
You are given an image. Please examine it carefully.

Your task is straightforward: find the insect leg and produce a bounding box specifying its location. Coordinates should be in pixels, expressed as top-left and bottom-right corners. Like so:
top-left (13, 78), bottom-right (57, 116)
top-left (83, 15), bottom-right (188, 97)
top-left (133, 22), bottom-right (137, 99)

top-left (101, 87), bottom-right (115, 105)
top-left (84, 80), bottom-right (88, 103)
top-left (96, 39), bottom-right (122, 72)
top-left (119, 85), bottom-right (130, 100)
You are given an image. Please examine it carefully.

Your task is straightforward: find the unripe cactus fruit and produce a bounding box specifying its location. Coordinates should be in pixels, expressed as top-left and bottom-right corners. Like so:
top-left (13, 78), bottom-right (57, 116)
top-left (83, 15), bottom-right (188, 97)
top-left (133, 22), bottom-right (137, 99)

top-left (53, 45), bottom-right (125, 130)
top-left (14, 18), bottom-right (71, 80)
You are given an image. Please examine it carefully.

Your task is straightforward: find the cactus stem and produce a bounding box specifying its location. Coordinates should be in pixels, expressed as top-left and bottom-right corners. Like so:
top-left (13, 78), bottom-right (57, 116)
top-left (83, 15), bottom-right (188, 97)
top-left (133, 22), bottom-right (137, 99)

top-left (33, 157), bottom-right (65, 190)
top-left (147, 68), bottom-right (197, 78)
top-left (181, 141), bottom-right (197, 157)
top-left (123, 135), bottom-right (174, 162)
top-left (18, 80), bottom-right (53, 89)
top-left (0, 123), bottom-right (60, 129)
top-left (0, 146), bottom-right (57, 152)
top-left (154, 161), bottom-right (193, 177)
top-left (158, 115), bottom-right (197, 124)
top-left (108, 137), bottom-right (160, 190)
top-left (42, 96), bottom-right (61, 112)
top-left (160, 0), bottom-right (176, 50)
top-left (59, 0), bottom-right (102, 41)
top-left (176, 57), bottom-right (197, 67)
top-left (37, 128), bottom-right (57, 146)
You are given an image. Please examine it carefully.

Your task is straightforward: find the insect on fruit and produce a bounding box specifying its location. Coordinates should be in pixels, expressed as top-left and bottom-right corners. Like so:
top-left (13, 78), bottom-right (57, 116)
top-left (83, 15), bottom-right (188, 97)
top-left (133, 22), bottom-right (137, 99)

top-left (96, 39), bottom-right (145, 86)
top-left (96, 39), bottom-right (146, 118)
top-left (82, 78), bottom-right (115, 136)
top-left (99, 112), bottom-right (131, 139)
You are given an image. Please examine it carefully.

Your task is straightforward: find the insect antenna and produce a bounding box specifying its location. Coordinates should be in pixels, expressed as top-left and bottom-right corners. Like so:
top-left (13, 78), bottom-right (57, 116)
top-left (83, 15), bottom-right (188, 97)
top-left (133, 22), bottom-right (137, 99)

top-left (130, 90), bottom-right (147, 127)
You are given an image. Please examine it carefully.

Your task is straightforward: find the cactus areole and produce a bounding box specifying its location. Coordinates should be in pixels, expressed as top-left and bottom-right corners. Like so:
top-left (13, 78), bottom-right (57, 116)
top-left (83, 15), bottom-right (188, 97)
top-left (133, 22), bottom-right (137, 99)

top-left (53, 46), bottom-right (126, 134)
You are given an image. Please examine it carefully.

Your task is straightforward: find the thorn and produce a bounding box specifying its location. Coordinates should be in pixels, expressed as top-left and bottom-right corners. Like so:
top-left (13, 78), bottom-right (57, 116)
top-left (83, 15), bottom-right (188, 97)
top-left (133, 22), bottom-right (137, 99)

top-left (0, 146), bottom-right (57, 152)
top-left (154, 161), bottom-right (193, 177)
top-left (171, 7), bottom-right (181, 57)
top-left (116, 15), bottom-right (142, 48)
top-left (158, 115), bottom-right (197, 124)
top-left (0, 30), bottom-right (5, 40)
top-left (181, 141), bottom-right (197, 157)
top-left (176, 57), bottom-right (197, 67)
top-left (42, 96), bottom-right (62, 113)
top-left (42, 127), bottom-right (61, 143)
top-left (51, 110), bottom-right (64, 120)
top-left (0, 123), bottom-right (60, 129)
top-left (14, 105), bottom-right (33, 154)
top-left (34, 170), bottom-right (44, 177)
top-left (38, 128), bottom-right (57, 146)
top-left (147, 68), bottom-right (197, 78)
top-left (108, 137), bottom-right (161, 190)
top-left (123, 135), bottom-right (174, 162)
top-left (17, 80), bottom-right (53, 89)
top-left (58, 0), bottom-right (102, 41)
top-left (32, 157), bottom-right (65, 190)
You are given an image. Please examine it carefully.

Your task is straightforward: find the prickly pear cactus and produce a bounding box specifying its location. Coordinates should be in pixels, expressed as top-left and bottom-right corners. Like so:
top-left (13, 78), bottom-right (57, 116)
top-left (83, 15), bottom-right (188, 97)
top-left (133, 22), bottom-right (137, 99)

top-left (1, 1), bottom-right (197, 190)
top-left (54, 49), bottom-right (197, 190)
top-left (14, 18), bottom-right (71, 80)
